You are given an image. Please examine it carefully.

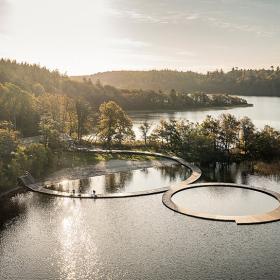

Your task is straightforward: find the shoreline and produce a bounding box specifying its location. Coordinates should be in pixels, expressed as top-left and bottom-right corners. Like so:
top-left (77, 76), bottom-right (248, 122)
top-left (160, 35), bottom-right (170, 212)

top-left (127, 103), bottom-right (253, 114)
top-left (0, 158), bottom-right (178, 198)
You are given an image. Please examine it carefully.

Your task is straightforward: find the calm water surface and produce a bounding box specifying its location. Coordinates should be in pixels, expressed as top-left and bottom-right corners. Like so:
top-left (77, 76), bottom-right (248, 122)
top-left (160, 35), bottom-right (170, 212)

top-left (46, 163), bottom-right (189, 194)
top-left (173, 186), bottom-right (278, 216)
top-left (1, 162), bottom-right (280, 279)
top-left (129, 96), bottom-right (280, 138)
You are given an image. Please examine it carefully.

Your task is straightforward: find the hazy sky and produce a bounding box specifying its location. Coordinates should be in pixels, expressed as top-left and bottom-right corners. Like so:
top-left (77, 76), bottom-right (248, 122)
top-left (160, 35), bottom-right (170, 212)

top-left (0, 0), bottom-right (279, 75)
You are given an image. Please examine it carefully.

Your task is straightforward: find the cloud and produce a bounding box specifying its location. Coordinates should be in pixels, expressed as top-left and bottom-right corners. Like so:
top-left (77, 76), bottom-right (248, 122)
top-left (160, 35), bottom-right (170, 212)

top-left (108, 8), bottom-right (200, 24)
top-left (108, 2), bottom-right (276, 38)
top-left (108, 8), bottom-right (165, 24)
top-left (205, 16), bottom-right (275, 37)
top-left (109, 37), bottom-right (151, 48)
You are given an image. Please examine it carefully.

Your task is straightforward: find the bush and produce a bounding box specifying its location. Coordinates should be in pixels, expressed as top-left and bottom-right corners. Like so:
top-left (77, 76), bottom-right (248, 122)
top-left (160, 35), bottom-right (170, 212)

top-left (10, 143), bottom-right (52, 178)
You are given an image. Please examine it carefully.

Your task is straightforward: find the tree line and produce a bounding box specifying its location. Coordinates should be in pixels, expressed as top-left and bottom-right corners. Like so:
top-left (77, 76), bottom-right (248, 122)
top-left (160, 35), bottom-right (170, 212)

top-left (0, 59), bottom-right (247, 126)
top-left (0, 100), bottom-right (134, 191)
top-left (1, 98), bottom-right (280, 192)
top-left (84, 67), bottom-right (280, 96)
top-left (147, 115), bottom-right (280, 163)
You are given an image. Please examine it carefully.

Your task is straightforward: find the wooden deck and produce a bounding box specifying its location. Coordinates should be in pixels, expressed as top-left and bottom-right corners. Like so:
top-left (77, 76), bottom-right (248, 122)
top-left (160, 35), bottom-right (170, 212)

top-left (162, 182), bottom-right (280, 225)
top-left (18, 148), bottom-right (202, 199)
top-left (18, 147), bottom-right (280, 225)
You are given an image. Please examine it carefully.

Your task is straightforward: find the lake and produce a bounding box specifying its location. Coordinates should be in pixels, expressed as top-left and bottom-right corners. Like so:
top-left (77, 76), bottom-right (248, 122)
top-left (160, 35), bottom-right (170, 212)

top-left (1, 96), bottom-right (280, 280)
top-left (45, 161), bottom-right (189, 194)
top-left (1, 161), bottom-right (280, 280)
top-left (129, 96), bottom-right (280, 138)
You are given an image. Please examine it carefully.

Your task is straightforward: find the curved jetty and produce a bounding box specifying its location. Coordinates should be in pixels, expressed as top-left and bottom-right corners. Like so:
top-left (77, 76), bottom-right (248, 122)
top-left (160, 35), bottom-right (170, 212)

top-left (18, 148), bottom-right (202, 199)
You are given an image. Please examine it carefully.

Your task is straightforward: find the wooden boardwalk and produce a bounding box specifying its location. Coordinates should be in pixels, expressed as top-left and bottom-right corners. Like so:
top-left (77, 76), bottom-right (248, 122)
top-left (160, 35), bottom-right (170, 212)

top-left (18, 147), bottom-right (280, 225)
top-left (18, 148), bottom-right (202, 199)
top-left (162, 182), bottom-right (280, 225)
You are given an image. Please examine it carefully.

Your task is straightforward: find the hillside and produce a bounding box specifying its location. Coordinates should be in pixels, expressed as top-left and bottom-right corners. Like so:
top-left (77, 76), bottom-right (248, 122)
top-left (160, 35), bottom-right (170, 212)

top-left (72, 68), bottom-right (280, 96)
top-left (71, 70), bottom-right (202, 92)
top-left (0, 59), bottom-right (247, 112)
top-left (0, 59), bottom-right (248, 137)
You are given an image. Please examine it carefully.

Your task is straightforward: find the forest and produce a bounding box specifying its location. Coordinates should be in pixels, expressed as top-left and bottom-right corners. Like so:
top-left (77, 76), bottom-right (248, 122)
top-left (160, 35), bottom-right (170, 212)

top-left (76, 67), bottom-right (280, 96)
top-left (0, 59), bottom-right (247, 118)
top-left (1, 59), bottom-right (280, 193)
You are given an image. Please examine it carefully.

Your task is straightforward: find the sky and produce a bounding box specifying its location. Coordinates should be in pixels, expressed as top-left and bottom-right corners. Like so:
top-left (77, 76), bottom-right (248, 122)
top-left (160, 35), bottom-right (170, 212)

top-left (0, 0), bottom-right (279, 75)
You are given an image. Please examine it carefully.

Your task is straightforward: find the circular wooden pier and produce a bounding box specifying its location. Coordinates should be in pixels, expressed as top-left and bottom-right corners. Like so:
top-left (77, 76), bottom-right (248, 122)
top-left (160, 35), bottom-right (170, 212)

top-left (162, 182), bottom-right (280, 225)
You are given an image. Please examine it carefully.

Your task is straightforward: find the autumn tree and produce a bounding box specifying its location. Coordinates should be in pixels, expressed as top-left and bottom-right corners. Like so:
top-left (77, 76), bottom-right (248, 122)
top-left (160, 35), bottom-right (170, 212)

top-left (98, 101), bottom-right (135, 147)
top-left (39, 114), bottom-right (61, 149)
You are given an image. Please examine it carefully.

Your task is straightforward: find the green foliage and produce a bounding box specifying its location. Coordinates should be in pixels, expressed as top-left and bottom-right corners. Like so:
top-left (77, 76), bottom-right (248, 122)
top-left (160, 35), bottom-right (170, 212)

top-left (0, 82), bottom-right (39, 136)
top-left (253, 126), bottom-right (280, 160)
top-left (218, 114), bottom-right (240, 154)
top-left (98, 101), bottom-right (135, 147)
top-left (150, 114), bottom-right (280, 163)
top-left (0, 58), bottom-right (65, 93)
top-left (39, 115), bottom-right (62, 149)
top-left (0, 127), bottom-right (18, 163)
top-left (151, 119), bottom-right (216, 162)
top-left (0, 59), bottom-right (247, 117)
top-left (75, 99), bottom-right (95, 141)
top-left (11, 144), bottom-right (51, 178)
top-left (0, 126), bottom-right (51, 190)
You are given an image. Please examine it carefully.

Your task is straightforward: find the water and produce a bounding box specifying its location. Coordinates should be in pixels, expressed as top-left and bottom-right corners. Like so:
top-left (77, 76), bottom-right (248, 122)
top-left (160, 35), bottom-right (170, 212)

top-left (46, 163), bottom-right (189, 194)
top-left (173, 186), bottom-right (278, 216)
top-left (1, 162), bottom-right (280, 279)
top-left (129, 96), bottom-right (280, 138)
top-left (2, 96), bottom-right (280, 279)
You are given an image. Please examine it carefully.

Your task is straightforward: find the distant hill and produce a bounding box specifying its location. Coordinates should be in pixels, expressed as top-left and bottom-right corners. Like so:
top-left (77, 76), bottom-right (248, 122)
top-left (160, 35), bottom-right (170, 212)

top-left (71, 70), bottom-right (202, 92)
top-left (72, 68), bottom-right (280, 96)
top-left (0, 59), bottom-right (247, 112)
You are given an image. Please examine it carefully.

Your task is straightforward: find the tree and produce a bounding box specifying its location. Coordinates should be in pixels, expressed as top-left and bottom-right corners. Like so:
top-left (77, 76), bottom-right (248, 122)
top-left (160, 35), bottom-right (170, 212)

top-left (32, 83), bottom-right (45, 96)
top-left (200, 115), bottom-right (219, 151)
top-left (239, 117), bottom-right (255, 156)
top-left (75, 99), bottom-right (93, 142)
top-left (11, 143), bottom-right (50, 178)
top-left (98, 101), bottom-right (135, 147)
top-left (0, 127), bottom-right (18, 188)
top-left (0, 127), bottom-right (18, 163)
top-left (39, 114), bottom-right (61, 149)
top-left (218, 114), bottom-right (240, 156)
top-left (139, 120), bottom-right (151, 145)
top-left (0, 83), bottom-right (38, 136)
top-left (253, 126), bottom-right (280, 160)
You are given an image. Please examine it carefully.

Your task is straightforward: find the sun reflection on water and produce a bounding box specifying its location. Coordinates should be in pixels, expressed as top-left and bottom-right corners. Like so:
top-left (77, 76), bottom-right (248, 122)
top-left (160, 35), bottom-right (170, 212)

top-left (54, 200), bottom-right (101, 279)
